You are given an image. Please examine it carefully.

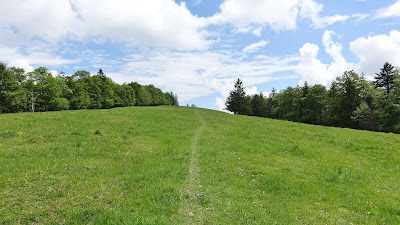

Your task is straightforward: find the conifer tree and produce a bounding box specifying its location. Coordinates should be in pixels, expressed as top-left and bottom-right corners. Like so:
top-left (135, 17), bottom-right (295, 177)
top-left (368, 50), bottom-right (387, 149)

top-left (374, 62), bottom-right (395, 96)
top-left (225, 78), bottom-right (248, 114)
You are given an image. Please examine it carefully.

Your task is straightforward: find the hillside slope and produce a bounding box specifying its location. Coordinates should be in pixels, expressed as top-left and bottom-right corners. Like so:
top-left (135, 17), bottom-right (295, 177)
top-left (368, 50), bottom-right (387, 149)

top-left (1, 106), bottom-right (399, 224)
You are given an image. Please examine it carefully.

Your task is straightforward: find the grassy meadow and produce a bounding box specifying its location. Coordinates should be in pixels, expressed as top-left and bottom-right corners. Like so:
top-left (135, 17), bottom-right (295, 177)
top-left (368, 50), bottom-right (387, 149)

top-left (1, 106), bottom-right (400, 224)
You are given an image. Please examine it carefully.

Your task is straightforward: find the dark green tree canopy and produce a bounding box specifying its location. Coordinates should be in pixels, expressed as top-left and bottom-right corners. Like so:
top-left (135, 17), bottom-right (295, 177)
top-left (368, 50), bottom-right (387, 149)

top-left (374, 62), bottom-right (395, 95)
top-left (221, 64), bottom-right (399, 133)
top-left (225, 78), bottom-right (249, 114)
top-left (0, 62), bottom-right (178, 114)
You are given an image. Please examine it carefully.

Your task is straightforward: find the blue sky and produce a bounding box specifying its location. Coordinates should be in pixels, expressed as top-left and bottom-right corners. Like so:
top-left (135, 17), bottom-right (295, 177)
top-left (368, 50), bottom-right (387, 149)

top-left (1, 0), bottom-right (400, 110)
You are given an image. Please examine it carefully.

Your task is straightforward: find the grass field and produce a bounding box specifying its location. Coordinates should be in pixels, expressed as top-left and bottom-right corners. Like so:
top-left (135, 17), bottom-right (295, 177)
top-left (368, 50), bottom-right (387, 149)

top-left (1, 106), bottom-right (400, 224)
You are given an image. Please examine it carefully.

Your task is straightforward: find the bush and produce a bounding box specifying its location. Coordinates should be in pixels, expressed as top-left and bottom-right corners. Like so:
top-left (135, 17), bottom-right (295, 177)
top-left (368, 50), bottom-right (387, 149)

top-left (49, 98), bottom-right (70, 111)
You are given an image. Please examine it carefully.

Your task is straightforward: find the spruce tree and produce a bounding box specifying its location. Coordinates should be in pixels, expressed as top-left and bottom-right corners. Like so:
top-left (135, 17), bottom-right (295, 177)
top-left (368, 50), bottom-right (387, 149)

top-left (225, 78), bottom-right (248, 114)
top-left (374, 62), bottom-right (395, 96)
top-left (97, 68), bottom-right (106, 79)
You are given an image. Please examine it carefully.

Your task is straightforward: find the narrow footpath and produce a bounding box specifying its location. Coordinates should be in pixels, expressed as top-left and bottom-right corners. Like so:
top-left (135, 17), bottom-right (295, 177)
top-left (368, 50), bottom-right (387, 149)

top-left (177, 109), bottom-right (207, 224)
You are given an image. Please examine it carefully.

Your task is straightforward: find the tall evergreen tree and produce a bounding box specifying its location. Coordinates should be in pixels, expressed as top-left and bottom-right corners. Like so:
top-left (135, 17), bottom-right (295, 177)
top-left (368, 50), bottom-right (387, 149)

top-left (225, 78), bottom-right (248, 114)
top-left (374, 62), bottom-right (395, 96)
top-left (97, 68), bottom-right (106, 79)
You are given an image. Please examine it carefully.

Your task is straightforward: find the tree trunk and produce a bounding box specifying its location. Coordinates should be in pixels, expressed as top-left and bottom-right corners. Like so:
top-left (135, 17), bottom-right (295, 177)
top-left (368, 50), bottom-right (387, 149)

top-left (31, 91), bottom-right (35, 113)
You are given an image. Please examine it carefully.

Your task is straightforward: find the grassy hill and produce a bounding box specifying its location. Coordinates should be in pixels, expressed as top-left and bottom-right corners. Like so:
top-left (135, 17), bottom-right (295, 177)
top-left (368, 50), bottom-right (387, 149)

top-left (1, 106), bottom-right (400, 224)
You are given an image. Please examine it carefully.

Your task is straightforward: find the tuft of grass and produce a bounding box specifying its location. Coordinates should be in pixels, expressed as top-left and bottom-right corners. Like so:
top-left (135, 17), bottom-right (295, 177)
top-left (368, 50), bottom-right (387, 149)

top-left (94, 129), bottom-right (102, 135)
top-left (29, 136), bottom-right (47, 144)
top-left (1, 106), bottom-right (399, 224)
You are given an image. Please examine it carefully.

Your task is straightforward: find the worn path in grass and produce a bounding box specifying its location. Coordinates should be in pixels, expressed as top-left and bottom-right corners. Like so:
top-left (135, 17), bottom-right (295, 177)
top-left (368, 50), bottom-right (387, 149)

top-left (177, 109), bottom-right (207, 224)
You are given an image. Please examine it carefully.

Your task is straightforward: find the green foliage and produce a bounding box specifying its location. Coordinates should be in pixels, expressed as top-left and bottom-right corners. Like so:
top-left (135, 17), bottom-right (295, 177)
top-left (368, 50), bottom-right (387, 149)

top-left (329, 71), bottom-right (365, 128)
top-left (139, 86), bottom-right (152, 106)
top-left (250, 92), bottom-right (267, 117)
top-left (113, 83), bottom-right (135, 107)
top-left (274, 86), bottom-right (300, 121)
top-left (301, 84), bottom-right (327, 124)
top-left (351, 101), bottom-right (378, 131)
top-left (165, 91), bottom-right (179, 106)
top-left (234, 63), bottom-right (399, 134)
top-left (225, 78), bottom-right (250, 115)
top-left (0, 63), bottom-right (27, 113)
top-left (49, 98), bottom-right (70, 111)
top-left (374, 62), bottom-right (396, 96)
top-left (126, 82), bottom-right (175, 106)
top-left (66, 73), bottom-right (91, 110)
top-left (26, 67), bottom-right (71, 112)
top-left (0, 63), bottom-right (176, 114)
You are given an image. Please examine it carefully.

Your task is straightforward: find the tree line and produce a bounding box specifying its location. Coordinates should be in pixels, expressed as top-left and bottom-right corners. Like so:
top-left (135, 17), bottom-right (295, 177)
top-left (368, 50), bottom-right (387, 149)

top-left (0, 63), bottom-right (178, 114)
top-left (226, 62), bottom-right (400, 134)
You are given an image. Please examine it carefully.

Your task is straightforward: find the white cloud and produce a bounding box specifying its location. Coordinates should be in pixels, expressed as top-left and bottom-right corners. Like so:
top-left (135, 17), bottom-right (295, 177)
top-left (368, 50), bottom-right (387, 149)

top-left (296, 30), bottom-right (400, 86)
top-left (0, 43), bottom-right (75, 73)
top-left (101, 50), bottom-right (297, 102)
top-left (0, 0), bottom-right (78, 43)
top-left (0, 0), bottom-right (210, 50)
top-left (375, 0), bottom-right (400, 18)
top-left (252, 27), bottom-right (263, 37)
top-left (295, 30), bottom-right (353, 85)
top-left (295, 43), bottom-right (331, 85)
top-left (209, 0), bottom-right (299, 31)
top-left (72, 0), bottom-right (210, 50)
top-left (243, 41), bottom-right (269, 53)
top-left (352, 13), bottom-right (370, 21)
top-left (193, 0), bottom-right (203, 6)
top-left (0, 0), bottom-right (214, 72)
top-left (350, 30), bottom-right (400, 77)
top-left (208, 0), bottom-right (350, 33)
top-left (323, 30), bottom-right (349, 79)
top-left (299, 0), bottom-right (349, 28)
top-left (216, 97), bottom-right (226, 111)
top-left (234, 26), bottom-right (263, 37)
top-left (245, 86), bottom-right (259, 96)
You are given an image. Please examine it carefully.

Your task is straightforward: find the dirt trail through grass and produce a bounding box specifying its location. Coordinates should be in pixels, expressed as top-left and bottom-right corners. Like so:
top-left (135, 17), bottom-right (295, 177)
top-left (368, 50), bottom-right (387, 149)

top-left (176, 109), bottom-right (207, 224)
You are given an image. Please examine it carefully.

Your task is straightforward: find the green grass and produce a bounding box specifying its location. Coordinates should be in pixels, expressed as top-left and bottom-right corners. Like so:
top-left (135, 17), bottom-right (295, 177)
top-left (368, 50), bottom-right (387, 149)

top-left (1, 106), bottom-right (399, 224)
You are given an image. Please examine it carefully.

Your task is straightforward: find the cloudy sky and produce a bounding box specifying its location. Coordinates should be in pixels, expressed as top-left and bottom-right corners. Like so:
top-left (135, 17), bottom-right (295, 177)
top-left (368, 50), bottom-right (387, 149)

top-left (1, 0), bottom-right (400, 110)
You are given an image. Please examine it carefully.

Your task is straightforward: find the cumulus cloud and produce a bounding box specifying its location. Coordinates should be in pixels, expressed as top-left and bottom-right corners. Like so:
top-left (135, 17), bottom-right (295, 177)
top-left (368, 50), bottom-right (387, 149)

top-left (0, 0), bottom-right (213, 72)
top-left (375, 0), bottom-right (400, 18)
top-left (245, 86), bottom-right (259, 96)
top-left (350, 30), bottom-right (400, 77)
top-left (0, 0), bottom-right (78, 43)
top-left (243, 41), bottom-right (269, 53)
top-left (209, 0), bottom-right (299, 31)
top-left (295, 43), bottom-right (331, 85)
top-left (296, 30), bottom-right (400, 86)
top-left (209, 0), bottom-right (350, 32)
top-left (295, 30), bottom-right (353, 85)
top-left (72, 0), bottom-right (210, 50)
top-left (0, 0), bottom-right (210, 50)
top-left (323, 30), bottom-right (349, 79)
